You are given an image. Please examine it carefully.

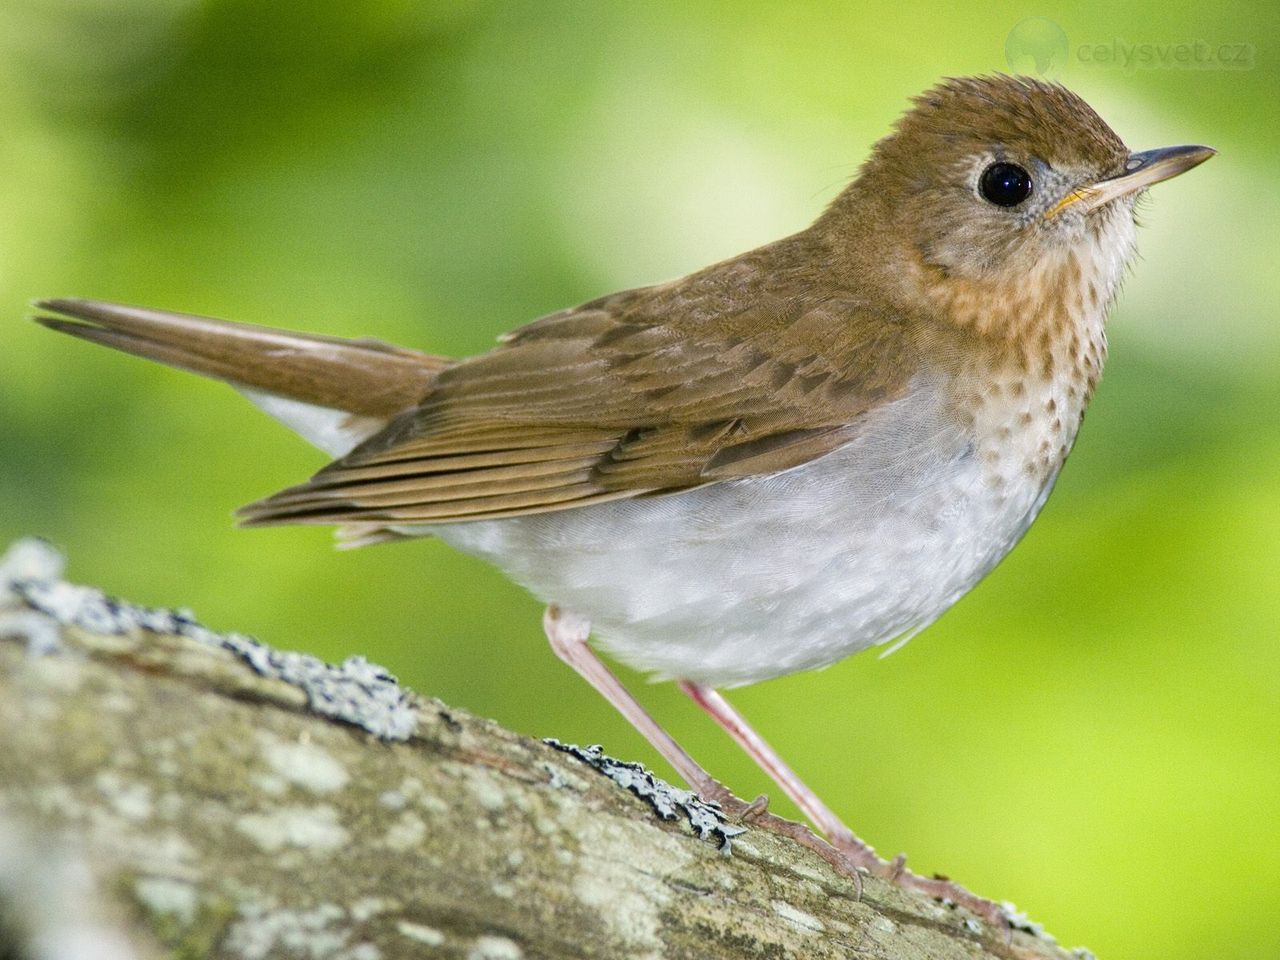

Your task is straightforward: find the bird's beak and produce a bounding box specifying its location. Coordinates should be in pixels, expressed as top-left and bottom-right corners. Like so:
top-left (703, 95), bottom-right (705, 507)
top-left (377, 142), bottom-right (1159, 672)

top-left (1047, 144), bottom-right (1216, 218)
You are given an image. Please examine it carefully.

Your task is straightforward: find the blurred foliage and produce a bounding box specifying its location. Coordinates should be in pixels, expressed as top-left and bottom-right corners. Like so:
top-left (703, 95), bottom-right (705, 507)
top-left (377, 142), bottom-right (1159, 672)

top-left (1, 2), bottom-right (1276, 957)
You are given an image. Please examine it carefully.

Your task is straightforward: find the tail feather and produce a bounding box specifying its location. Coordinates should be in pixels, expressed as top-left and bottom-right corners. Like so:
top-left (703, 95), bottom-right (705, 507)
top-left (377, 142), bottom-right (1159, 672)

top-left (34, 298), bottom-right (449, 419)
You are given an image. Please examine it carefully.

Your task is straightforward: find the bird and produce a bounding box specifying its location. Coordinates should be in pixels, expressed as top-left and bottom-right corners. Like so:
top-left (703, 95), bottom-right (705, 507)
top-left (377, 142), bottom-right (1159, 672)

top-left (36, 74), bottom-right (1212, 925)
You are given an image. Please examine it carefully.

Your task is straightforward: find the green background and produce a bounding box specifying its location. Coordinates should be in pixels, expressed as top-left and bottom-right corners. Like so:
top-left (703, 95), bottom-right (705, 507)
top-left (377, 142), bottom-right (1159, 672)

top-left (2, 2), bottom-right (1276, 956)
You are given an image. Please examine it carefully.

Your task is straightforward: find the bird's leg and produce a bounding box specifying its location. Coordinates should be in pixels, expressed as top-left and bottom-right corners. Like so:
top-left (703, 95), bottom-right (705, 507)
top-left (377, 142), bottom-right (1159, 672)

top-left (542, 606), bottom-right (736, 806)
top-left (676, 680), bottom-right (1010, 929)
top-left (544, 610), bottom-right (1006, 928)
top-left (675, 680), bottom-right (887, 869)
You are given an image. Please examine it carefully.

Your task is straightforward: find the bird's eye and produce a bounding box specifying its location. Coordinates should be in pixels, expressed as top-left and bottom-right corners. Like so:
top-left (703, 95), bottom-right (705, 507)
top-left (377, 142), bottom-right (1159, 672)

top-left (979, 162), bottom-right (1033, 207)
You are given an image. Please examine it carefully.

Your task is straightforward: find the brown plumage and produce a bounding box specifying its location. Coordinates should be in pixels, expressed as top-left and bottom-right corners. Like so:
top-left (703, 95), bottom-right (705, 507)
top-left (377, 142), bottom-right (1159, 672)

top-left (35, 73), bottom-right (1214, 926)
top-left (36, 234), bottom-right (925, 529)
top-left (36, 74), bottom-right (1210, 546)
top-left (36, 298), bottom-right (447, 419)
top-left (237, 242), bottom-right (916, 525)
top-left (30, 77), bottom-right (1171, 535)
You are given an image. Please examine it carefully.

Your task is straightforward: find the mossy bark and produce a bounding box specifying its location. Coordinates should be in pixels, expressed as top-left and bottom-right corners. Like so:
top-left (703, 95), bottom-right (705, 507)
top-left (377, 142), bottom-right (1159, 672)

top-left (0, 542), bottom-right (1090, 960)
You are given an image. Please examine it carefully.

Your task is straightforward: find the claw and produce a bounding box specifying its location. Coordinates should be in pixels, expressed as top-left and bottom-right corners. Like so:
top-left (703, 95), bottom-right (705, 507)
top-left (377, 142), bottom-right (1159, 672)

top-left (739, 793), bottom-right (770, 821)
top-left (883, 852), bottom-right (907, 882)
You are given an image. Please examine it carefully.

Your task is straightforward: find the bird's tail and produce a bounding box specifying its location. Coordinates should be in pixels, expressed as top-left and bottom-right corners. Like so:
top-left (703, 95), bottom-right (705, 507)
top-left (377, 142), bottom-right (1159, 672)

top-left (35, 298), bottom-right (449, 419)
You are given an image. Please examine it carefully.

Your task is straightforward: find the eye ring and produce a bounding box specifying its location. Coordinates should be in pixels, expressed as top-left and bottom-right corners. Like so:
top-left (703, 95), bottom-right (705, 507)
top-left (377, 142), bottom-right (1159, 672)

top-left (979, 162), bottom-right (1033, 207)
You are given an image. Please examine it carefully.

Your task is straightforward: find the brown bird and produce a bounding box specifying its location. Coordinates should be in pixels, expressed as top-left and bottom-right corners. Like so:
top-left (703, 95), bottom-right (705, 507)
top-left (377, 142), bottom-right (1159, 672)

top-left (36, 75), bottom-right (1213, 925)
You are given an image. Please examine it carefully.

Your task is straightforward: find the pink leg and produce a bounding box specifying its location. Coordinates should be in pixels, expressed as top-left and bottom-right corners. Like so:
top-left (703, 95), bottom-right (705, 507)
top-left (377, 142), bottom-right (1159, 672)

top-left (676, 680), bottom-right (887, 870)
top-left (542, 606), bottom-right (723, 799)
top-left (677, 680), bottom-right (1009, 928)
top-left (544, 609), bottom-right (1007, 929)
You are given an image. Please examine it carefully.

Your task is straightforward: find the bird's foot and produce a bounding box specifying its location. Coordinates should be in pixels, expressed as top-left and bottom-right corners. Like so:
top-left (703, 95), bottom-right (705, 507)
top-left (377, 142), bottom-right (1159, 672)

top-left (709, 802), bottom-right (1010, 935)
top-left (827, 834), bottom-right (1011, 934)
top-left (896, 869), bottom-right (1011, 934)
top-left (738, 793), bottom-right (771, 821)
top-left (696, 781), bottom-right (770, 823)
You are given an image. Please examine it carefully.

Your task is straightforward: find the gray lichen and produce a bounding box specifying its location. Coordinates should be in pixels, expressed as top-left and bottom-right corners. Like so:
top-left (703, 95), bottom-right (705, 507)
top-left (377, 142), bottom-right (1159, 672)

top-left (544, 740), bottom-right (746, 853)
top-left (0, 538), bottom-right (417, 741)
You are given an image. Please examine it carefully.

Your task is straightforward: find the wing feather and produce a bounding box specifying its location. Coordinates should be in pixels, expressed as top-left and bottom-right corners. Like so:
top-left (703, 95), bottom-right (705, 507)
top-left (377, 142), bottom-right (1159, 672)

top-left (239, 236), bottom-right (917, 533)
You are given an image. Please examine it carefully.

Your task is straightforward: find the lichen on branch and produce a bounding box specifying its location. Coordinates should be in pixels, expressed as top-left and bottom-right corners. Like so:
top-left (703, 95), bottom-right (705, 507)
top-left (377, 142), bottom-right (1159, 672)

top-left (0, 539), bottom-right (1091, 960)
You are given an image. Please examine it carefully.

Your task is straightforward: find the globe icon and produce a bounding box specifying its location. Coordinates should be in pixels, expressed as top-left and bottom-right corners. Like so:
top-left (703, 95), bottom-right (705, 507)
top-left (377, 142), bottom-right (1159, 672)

top-left (1005, 18), bottom-right (1070, 78)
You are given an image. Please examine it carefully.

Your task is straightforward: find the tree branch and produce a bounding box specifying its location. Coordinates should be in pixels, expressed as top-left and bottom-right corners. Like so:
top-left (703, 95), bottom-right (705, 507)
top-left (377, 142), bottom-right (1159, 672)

top-left (0, 539), bottom-right (1093, 960)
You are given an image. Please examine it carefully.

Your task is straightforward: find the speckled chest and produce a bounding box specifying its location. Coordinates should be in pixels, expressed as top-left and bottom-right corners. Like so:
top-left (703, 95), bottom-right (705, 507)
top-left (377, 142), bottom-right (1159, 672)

top-left (966, 324), bottom-right (1108, 497)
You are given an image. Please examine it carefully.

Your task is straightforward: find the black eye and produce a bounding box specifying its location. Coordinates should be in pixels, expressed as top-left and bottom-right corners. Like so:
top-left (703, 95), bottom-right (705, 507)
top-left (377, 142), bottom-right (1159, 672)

top-left (979, 162), bottom-right (1033, 207)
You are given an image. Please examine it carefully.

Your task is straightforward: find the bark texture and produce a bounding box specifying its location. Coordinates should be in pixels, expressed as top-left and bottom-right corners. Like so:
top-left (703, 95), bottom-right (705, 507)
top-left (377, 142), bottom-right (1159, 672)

top-left (0, 539), bottom-right (1094, 960)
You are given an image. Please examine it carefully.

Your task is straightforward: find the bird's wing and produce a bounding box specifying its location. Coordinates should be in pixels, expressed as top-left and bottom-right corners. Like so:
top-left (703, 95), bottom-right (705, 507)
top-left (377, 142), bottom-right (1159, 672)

top-left (238, 248), bottom-right (916, 529)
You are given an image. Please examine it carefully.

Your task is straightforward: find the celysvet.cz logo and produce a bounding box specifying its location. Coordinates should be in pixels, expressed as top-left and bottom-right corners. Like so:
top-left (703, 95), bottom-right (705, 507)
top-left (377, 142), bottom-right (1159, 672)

top-left (1006, 18), bottom-right (1255, 76)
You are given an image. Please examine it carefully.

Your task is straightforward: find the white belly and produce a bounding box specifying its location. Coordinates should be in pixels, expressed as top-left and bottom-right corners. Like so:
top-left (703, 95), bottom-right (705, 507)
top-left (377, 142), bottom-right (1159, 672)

top-left (429, 372), bottom-right (1079, 688)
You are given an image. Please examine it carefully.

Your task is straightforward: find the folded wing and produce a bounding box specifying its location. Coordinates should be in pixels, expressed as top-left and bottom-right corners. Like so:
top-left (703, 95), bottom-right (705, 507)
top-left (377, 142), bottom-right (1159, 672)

top-left (238, 244), bottom-right (914, 532)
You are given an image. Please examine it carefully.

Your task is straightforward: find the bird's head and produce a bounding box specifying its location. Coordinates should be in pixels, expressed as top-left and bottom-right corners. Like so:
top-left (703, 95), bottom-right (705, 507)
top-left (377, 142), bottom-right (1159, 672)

top-left (825, 75), bottom-right (1213, 341)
